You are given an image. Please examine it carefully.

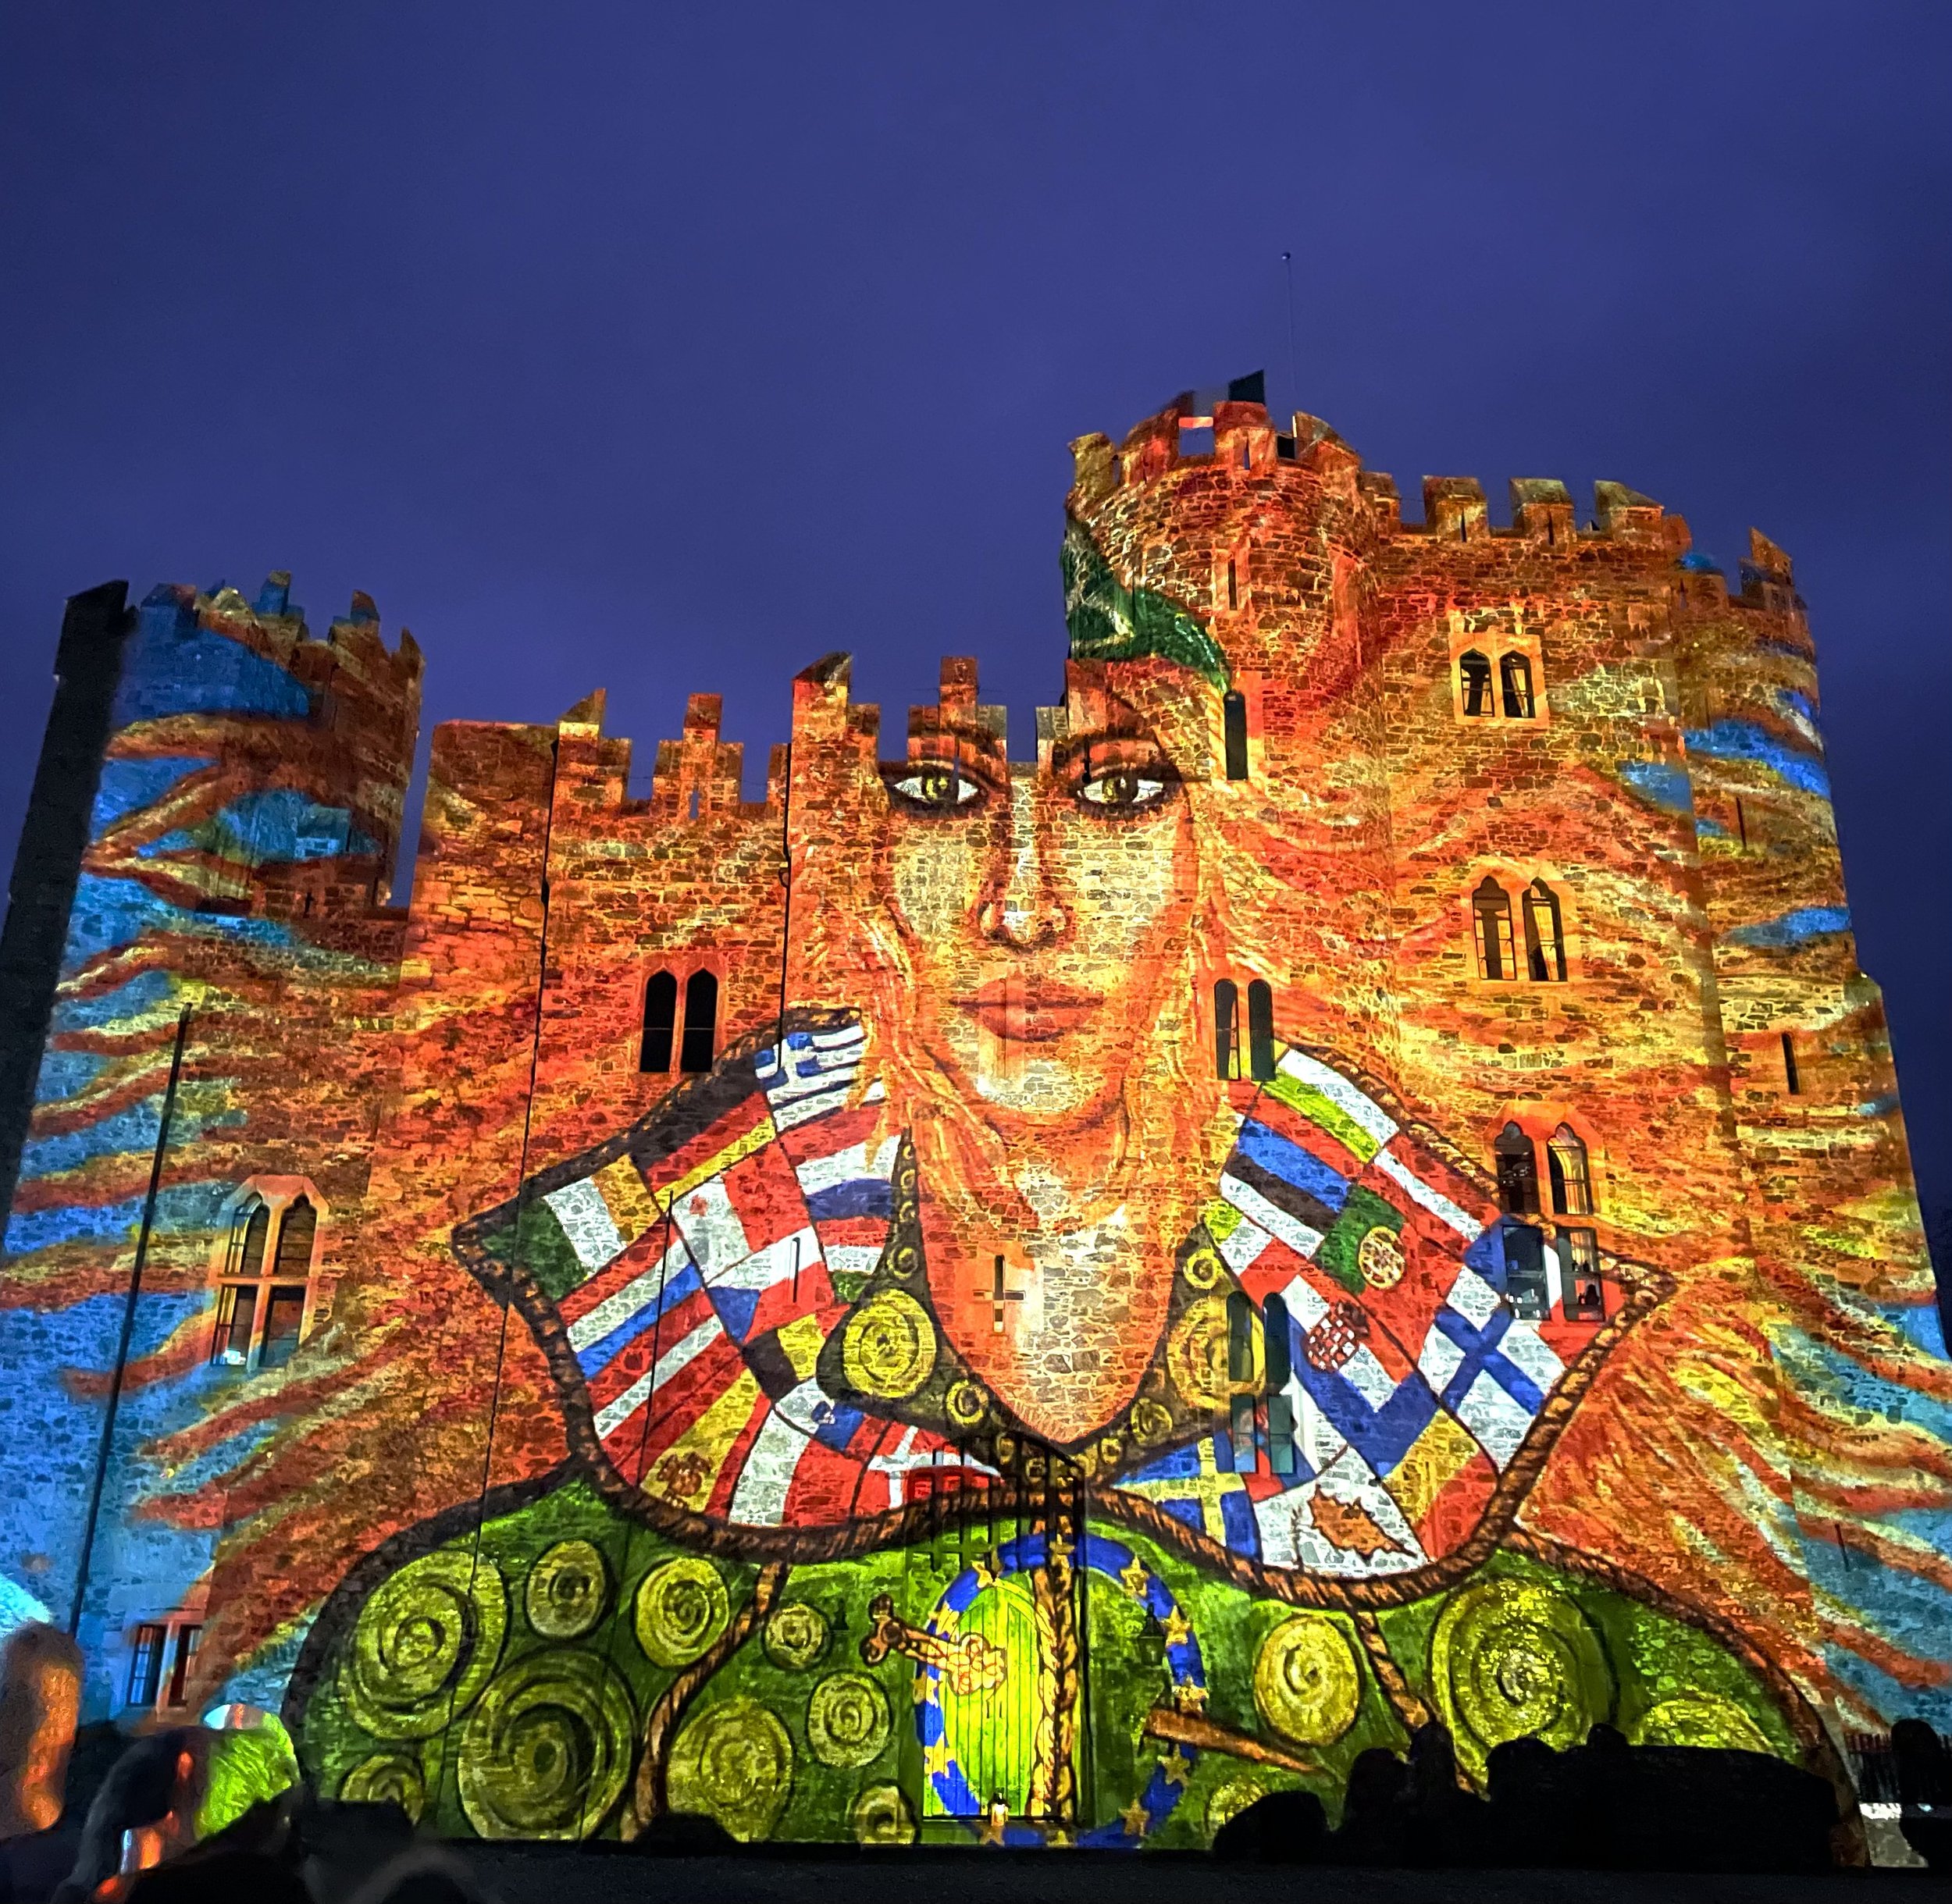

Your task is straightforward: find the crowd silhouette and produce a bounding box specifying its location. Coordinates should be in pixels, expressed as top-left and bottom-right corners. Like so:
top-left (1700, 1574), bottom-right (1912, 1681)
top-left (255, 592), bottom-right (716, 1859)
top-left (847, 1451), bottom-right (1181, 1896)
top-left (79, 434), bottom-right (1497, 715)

top-left (3, 1617), bottom-right (1950, 1899)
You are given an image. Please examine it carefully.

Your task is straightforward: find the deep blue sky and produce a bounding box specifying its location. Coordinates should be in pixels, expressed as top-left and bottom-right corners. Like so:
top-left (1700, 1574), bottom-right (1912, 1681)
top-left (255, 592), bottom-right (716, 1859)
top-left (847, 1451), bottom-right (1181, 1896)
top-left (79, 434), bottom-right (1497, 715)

top-left (2, 5), bottom-right (1947, 1232)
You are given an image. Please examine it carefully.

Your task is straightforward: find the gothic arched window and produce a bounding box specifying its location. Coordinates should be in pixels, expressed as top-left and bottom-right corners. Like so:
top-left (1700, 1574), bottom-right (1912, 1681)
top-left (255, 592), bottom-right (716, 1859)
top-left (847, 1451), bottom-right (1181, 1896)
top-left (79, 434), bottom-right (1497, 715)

top-left (1214, 980), bottom-right (1241, 1081)
top-left (1459, 649), bottom-right (1494, 717)
top-left (1246, 980), bottom-right (1275, 1081)
top-left (680, 970), bottom-right (719, 1073)
top-left (1499, 651), bottom-right (1536, 720)
top-left (1547, 1125), bottom-right (1594, 1216)
top-left (640, 969), bottom-right (678, 1073)
top-left (212, 1189), bottom-right (318, 1371)
top-left (226, 1198), bottom-right (269, 1279)
top-left (1473, 877), bottom-right (1516, 980)
top-left (1523, 878), bottom-right (1567, 982)
top-left (1494, 1123), bottom-right (1541, 1215)
top-left (1222, 690), bottom-right (1249, 781)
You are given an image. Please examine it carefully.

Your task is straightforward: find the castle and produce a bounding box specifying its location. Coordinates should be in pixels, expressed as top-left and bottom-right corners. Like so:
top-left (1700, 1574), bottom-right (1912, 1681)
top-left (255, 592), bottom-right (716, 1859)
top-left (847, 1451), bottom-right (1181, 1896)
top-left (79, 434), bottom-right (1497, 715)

top-left (0, 384), bottom-right (1941, 1852)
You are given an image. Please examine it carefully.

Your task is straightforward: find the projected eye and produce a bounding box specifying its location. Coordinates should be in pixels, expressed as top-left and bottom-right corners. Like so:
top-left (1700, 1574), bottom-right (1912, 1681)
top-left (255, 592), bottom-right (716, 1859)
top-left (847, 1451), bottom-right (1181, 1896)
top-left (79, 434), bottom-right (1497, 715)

top-left (886, 763), bottom-right (985, 812)
top-left (1078, 769), bottom-right (1171, 812)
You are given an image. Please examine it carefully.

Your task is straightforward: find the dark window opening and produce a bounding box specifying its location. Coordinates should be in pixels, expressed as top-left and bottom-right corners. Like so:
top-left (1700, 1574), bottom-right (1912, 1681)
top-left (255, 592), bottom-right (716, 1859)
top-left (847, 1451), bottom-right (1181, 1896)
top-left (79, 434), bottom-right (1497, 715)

top-left (1781, 1031), bottom-right (1801, 1096)
top-left (1473, 877), bottom-right (1516, 980)
top-left (1266, 1393), bottom-right (1296, 1475)
top-left (1734, 799), bottom-right (1748, 851)
top-left (127, 1625), bottom-right (167, 1708)
top-left (272, 1197), bottom-right (315, 1279)
top-left (1226, 1290), bottom-right (1256, 1384)
top-left (1275, 434), bottom-right (1297, 461)
top-left (166, 1625), bottom-right (201, 1708)
top-left (1246, 980), bottom-right (1276, 1081)
top-left (1222, 690), bottom-right (1249, 781)
top-left (1238, 443), bottom-right (1252, 472)
top-left (680, 970), bottom-right (719, 1073)
top-left (1547, 1125), bottom-right (1594, 1216)
top-left (687, 788), bottom-right (700, 820)
top-left (1214, 979), bottom-right (1241, 1081)
top-left (228, 1200), bottom-right (269, 1279)
top-left (258, 1287), bottom-right (306, 1368)
top-left (1499, 651), bottom-right (1536, 719)
top-left (1226, 559), bottom-right (1239, 610)
top-left (1227, 1393), bottom-right (1256, 1472)
top-left (1494, 1123), bottom-right (1541, 1215)
top-left (1459, 649), bottom-right (1494, 717)
top-left (1501, 1220), bottom-right (1551, 1321)
top-left (640, 970), bottom-right (678, 1073)
top-left (1558, 1228), bottom-right (1605, 1322)
top-left (211, 1283), bottom-right (257, 1366)
top-left (1263, 1294), bottom-right (1292, 1393)
top-left (1522, 879), bottom-right (1568, 983)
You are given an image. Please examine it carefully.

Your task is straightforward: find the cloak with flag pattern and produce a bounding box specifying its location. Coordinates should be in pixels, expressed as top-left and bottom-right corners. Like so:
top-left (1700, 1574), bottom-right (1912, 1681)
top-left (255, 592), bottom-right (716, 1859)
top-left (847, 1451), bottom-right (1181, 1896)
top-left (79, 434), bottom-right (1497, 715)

top-left (454, 1009), bottom-right (1660, 1600)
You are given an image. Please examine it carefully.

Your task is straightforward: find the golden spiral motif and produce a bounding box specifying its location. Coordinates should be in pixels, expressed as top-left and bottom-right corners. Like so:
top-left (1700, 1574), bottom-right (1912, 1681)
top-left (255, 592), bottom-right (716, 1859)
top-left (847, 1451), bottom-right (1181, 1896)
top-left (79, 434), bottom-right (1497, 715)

top-left (1252, 1614), bottom-right (1363, 1746)
top-left (1430, 1578), bottom-right (1615, 1779)
top-left (525, 1540), bottom-right (609, 1640)
top-left (946, 1379), bottom-right (987, 1428)
top-left (337, 1753), bottom-right (426, 1821)
top-left (762, 1600), bottom-right (831, 1673)
top-left (1357, 1226), bottom-right (1406, 1290)
top-left (1128, 1397), bottom-right (1173, 1445)
top-left (852, 1781), bottom-right (916, 1845)
top-left (634, 1556), bottom-right (731, 1668)
top-left (807, 1671), bottom-right (892, 1769)
top-left (841, 1290), bottom-right (936, 1400)
top-left (1205, 1778), bottom-right (1268, 1839)
top-left (457, 1646), bottom-right (636, 1839)
top-left (343, 1550), bottom-right (508, 1740)
top-left (667, 1696), bottom-right (795, 1842)
top-left (1180, 1244), bottom-right (1225, 1291)
top-left (1167, 1296), bottom-right (1234, 1410)
top-left (1629, 1693), bottom-right (1771, 1753)
top-left (887, 1241), bottom-right (920, 1280)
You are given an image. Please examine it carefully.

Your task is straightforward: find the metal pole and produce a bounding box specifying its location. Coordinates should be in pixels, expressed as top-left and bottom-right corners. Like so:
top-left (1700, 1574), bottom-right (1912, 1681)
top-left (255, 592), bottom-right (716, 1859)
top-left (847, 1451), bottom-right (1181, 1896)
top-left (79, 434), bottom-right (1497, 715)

top-left (69, 1002), bottom-right (194, 1635)
top-left (1281, 251), bottom-right (1298, 404)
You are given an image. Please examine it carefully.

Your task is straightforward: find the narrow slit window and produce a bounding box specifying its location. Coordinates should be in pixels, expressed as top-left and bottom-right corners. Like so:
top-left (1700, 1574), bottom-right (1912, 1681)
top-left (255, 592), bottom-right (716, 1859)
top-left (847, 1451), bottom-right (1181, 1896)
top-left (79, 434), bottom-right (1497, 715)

top-left (1222, 690), bottom-right (1249, 781)
top-left (1499, 651), bottom-right (1536, 719)
top-left (1494, 1123), bottom-right (1541, 1215)
top-left (1522, 879), bottom-right (1568, 983)
top-left (1547, 1125), bottom-right (1594, 1216)
top-left (1263, 1294), bottom-right (1292, 1394)
top-left (1213, 979), bottom-right (1241, 1081)
top-left (640, 970), bottom-right (678, 1073)
top-left (1734, 799), bottom-right (1749, 851)
top-left (1227, 1393), bottom-right (1257, 1472)
top-left (1501, 1221), bottom-right (1551, 1321)
top-left (1459, 649), bottom-right (1494, 717)
top-left (230, 1200), bottom-right (269, 1279)
top-left (1226, 1290), bottom-right (1256, 1383)
top-left (1557, 1228), bottom-right (1605, 1322)
top-left (680, 970), bottom-right (719, 1073)
top-left (1473, 877), bottom-right (1516, 980)
top-left (211, 1283), bottom-right (256, 1367)
top-left (1226, 558), bottom-right (1239, 610)
top-left (165, 1625), bottom-right (201, 1709)
top-left (126, 1625), bottom-right (167, 1708)
top-left (1246, 980), bottom-right (1276, 1081)
top-left (272, 1197), bottom-right (315, 1279)
top-left (258, 1287), bottom-right (306, 1368)
top-left (1781, 1031), bottom-right (1801, 1096)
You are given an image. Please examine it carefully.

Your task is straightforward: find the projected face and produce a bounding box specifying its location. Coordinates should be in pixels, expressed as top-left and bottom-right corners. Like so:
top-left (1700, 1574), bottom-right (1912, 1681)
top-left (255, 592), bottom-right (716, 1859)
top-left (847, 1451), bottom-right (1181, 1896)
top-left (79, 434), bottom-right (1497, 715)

top-left (880, 699), bottom-right (1197, 1129)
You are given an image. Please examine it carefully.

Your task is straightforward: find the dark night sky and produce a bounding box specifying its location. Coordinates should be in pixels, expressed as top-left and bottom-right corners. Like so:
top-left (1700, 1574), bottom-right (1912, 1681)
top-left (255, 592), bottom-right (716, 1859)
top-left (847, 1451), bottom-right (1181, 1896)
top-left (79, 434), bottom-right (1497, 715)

top-left (2, 5), bottom-right (1947, 1230)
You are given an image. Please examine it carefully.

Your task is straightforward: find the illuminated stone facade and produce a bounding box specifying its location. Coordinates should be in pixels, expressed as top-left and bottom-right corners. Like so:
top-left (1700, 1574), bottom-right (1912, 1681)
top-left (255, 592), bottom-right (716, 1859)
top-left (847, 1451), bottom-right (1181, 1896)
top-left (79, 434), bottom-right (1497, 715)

top-left (0, 390), bottom-right (1940, 1852)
